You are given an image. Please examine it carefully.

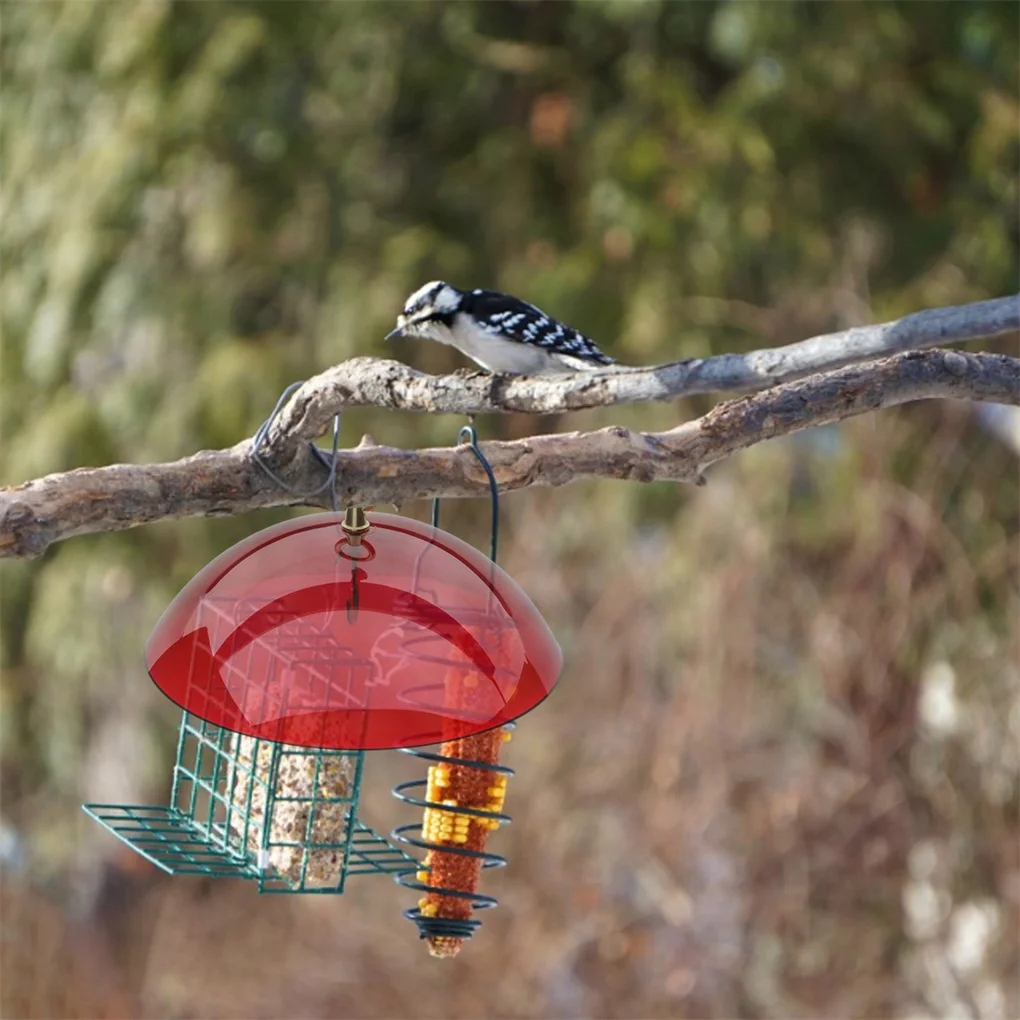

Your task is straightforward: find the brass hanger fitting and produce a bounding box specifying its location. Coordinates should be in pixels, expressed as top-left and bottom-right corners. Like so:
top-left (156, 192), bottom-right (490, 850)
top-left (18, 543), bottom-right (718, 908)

top-left (340, 506), bottom-right (372, 546)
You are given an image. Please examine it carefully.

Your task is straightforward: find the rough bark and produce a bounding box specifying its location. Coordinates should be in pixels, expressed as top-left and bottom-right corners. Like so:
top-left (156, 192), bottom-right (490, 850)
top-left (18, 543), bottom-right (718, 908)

top-left (2, 348), bottom-right (1016, 560)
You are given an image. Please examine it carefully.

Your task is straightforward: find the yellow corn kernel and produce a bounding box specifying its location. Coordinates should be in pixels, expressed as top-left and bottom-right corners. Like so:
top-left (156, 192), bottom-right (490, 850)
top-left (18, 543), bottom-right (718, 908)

top-left (451, 833), bottom-right (469, 843)
top-left (418, 900), bottom-right (438, 917)
top-left (430, 937), bottom-right (457, 957)
top-left (416, 869), bottom-right (430, 882)
top-left (501, 731), bottom-right (513, 742)
top-left (442, 799), bottom-right (458, 807)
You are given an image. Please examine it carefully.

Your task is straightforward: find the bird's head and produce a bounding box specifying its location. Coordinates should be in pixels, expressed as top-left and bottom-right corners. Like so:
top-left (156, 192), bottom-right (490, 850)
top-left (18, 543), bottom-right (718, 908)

top-left (385, 281), bottom-right (463, 342)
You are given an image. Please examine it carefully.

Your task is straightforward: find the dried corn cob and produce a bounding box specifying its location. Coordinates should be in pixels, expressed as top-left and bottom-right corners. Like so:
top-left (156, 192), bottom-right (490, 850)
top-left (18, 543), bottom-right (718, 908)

top-left (415, 724), bottom-right (513, 958)
top-left (403, 618), bottom-right (520, 957)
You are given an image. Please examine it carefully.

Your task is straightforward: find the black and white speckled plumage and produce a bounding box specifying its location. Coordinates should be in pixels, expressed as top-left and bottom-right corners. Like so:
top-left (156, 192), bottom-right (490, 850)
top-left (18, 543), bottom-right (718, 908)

top-left (387, 281), bottom-right (614, 375)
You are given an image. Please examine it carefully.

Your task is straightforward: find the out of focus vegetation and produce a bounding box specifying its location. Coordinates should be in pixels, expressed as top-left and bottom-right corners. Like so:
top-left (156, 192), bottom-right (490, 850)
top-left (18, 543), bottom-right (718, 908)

top-left (1, 2), bottom-right (1017, 1017)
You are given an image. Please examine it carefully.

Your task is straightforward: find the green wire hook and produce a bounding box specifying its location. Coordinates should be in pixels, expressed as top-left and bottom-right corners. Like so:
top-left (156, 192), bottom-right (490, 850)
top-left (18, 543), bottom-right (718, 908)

top-left (431, 423), bottom-right (499, 563)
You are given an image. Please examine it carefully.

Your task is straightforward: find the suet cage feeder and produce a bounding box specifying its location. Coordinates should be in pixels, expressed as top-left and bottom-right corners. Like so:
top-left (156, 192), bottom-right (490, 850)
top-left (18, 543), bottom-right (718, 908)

top-left (84, 711), bottom-right (414, 891)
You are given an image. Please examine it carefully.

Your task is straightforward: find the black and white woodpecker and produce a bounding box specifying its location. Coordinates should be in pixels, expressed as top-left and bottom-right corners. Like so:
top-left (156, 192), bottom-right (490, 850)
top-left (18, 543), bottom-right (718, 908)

top-left (386, 281), bottom-right (614, 375)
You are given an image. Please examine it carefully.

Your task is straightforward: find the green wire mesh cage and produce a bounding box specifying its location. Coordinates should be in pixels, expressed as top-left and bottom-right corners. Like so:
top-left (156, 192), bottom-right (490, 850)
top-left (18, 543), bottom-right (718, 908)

top-left (83, 710), bottom-right (416, 893)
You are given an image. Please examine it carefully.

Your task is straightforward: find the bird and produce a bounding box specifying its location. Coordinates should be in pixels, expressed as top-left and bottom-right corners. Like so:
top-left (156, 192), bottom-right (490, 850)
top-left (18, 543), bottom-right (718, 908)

top-left (385, 281), bottom-right (614, 375)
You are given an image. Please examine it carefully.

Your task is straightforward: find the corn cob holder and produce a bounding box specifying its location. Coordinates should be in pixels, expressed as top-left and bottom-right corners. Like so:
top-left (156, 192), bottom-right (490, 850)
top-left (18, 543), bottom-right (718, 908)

top-left (394, 727), bottom-right (515, 956)
top-left (392, 632), bottom-right (518, 957)
top-left (393, 425), bottom-right (529, 956)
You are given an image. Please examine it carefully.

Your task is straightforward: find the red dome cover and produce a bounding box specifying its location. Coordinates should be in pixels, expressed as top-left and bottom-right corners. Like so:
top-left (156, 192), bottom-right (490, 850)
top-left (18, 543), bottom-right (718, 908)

top-left (146, 512), bottom-right (562, 750)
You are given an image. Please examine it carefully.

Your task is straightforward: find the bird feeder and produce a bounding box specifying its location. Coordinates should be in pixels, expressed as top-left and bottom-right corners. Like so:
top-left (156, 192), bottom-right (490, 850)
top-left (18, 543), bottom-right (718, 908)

top-left (84, 508), bottom-right (562, 901)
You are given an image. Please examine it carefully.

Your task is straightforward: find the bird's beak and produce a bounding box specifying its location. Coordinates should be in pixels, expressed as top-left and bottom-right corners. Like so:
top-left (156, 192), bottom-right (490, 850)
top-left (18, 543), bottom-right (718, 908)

top-left (385, 315), bottom-right (406, 341)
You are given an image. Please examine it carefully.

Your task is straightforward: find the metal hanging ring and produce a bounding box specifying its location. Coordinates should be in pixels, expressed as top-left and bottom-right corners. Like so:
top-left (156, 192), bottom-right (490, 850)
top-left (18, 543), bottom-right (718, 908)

top-left (335, 539), bottom-right (376, 562)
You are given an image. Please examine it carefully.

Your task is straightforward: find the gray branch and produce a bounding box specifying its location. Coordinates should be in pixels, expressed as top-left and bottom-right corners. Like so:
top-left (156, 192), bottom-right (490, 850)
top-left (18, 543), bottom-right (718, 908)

top-left (2, 349), bottom-right (1016, 560)
top-left (271, 294), bottom-right (1018, 443)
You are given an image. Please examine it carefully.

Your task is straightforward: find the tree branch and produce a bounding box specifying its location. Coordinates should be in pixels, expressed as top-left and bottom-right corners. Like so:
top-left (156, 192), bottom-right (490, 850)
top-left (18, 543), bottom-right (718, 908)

top-left (270, 294), bottom-right (1018, 443)
top-left (2, 349), bottom-right (1016, 559)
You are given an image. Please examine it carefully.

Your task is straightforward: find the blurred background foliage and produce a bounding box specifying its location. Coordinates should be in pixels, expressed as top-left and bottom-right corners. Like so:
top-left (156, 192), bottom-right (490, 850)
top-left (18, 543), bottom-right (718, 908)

top-left (1, 1), bottom-right (1018, 1017)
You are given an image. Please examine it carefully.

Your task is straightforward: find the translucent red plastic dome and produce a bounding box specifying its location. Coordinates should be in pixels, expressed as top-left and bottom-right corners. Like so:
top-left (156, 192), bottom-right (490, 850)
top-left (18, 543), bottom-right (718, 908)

top-left (146, 512), bottom-right (562, 750)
